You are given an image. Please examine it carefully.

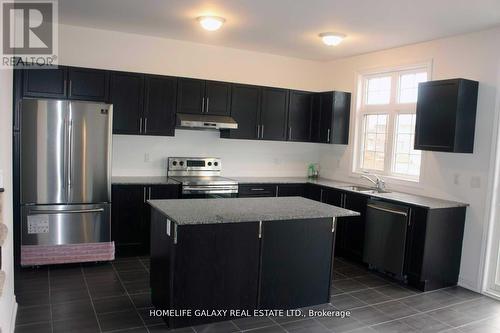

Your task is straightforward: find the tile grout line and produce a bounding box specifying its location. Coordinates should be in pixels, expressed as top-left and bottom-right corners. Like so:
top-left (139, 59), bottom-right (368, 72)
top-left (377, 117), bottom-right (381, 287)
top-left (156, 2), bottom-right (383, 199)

top-left (346, 295), bottom-right (483, 332)
top-left (81, 264), bottom-right (105, 333)
top-left (47, 267), bottom-right (54, 333)
top-left (110, 259), bottom-right (151, 332)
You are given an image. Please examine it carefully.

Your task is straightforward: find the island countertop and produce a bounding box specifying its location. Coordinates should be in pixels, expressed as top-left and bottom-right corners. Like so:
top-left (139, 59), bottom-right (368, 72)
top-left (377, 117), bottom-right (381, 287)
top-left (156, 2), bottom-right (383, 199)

top-left (148, 196), bottom-right (359, 225)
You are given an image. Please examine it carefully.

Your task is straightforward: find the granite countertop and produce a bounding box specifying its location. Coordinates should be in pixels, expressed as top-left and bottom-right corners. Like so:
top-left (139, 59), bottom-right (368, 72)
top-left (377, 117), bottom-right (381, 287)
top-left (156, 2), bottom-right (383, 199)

top-left (235, 177), bottom-right (309, 184)
top-left (148, 197), bottom-right (359, 225)
top-left (231, 177), bottom-right (467, 209)
top-left (113, 175), bottom-right (467, 209)
top-left (112, 176), bottom-right (179, 185)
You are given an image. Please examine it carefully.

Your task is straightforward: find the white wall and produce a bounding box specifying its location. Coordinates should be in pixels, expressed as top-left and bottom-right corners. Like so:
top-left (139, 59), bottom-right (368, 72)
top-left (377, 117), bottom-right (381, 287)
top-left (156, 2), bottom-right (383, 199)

top-left (59, 24), bottom-right (325, 177)
top-left (318, 27), bottom-right (500, 291)
top-left (0, 69), bottom-right (16, 333)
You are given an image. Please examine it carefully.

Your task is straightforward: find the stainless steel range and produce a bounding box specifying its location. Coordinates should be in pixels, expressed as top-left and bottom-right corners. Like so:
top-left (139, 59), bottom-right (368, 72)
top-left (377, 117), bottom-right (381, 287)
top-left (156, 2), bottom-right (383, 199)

top-left (167, 157), bottom-right (238, 198)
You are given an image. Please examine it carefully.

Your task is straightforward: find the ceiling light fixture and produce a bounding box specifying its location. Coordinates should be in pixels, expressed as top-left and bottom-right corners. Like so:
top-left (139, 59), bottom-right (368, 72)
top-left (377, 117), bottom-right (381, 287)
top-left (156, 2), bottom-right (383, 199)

top-left (319, 32), bottom-right (346, 46)
top-left (197, 16), bottom-right (226, 31)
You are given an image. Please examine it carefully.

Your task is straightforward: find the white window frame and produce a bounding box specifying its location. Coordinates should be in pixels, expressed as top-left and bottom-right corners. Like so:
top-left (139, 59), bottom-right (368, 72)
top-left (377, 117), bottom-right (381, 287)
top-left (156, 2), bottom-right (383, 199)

top-left (352, 62), bottom-right (432, 183)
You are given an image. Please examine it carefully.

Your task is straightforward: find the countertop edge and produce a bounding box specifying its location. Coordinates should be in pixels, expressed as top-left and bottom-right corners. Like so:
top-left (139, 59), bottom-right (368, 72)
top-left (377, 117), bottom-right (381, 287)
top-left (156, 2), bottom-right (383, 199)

top-left (148, 197), bottom-right (360, 226)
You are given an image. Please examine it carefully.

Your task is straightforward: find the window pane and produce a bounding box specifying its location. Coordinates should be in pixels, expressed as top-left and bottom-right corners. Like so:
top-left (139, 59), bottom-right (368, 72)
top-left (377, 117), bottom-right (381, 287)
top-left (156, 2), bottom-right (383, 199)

top-left (361, 114), bottom-right (388, 171)
top-left (366, 76), bottom-right (391, 105)
top-left (398, 72), bottom-right (428, 103)
top-left (392, 114), bottom-right (421, 177)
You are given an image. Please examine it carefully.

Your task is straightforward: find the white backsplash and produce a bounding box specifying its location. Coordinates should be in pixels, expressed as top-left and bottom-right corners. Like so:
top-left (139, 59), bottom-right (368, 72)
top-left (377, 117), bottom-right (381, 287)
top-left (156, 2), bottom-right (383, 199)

top-left (112, 129), bottom-right (321, 178)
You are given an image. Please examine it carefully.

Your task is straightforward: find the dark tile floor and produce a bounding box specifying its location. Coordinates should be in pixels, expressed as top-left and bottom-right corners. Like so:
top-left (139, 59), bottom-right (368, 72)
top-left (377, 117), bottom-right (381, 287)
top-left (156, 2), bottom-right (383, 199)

top-left (14, 257), bottom-right (500, 333)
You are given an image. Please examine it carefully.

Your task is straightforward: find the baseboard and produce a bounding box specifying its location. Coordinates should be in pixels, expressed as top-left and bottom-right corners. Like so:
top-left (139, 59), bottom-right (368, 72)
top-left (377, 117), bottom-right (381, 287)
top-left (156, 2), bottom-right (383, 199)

top-left (483, 289), bottom-right (500, 301)
top-left (7, 295), bottom-right (17, 333)
top-left (458, 276), bottom-right (481, 293)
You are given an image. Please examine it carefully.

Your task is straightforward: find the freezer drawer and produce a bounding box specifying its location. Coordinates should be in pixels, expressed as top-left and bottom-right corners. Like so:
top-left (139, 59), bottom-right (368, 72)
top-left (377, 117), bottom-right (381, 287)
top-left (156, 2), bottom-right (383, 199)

top-left (363, 200), bottom-right (409, 277)
top-left (22, 203), bottom-right (111, 246)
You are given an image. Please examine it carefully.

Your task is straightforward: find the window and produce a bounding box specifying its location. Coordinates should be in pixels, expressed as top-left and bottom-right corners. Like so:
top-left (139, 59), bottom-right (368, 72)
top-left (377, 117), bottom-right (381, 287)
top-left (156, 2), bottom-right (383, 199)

top-left (355, 66), bottom-right (430, 180)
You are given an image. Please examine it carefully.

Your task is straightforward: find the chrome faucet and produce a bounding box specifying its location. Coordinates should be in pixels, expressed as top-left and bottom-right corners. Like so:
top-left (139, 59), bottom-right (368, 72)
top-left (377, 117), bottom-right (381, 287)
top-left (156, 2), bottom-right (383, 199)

top-left (361, 174), bottom-right (386, 192)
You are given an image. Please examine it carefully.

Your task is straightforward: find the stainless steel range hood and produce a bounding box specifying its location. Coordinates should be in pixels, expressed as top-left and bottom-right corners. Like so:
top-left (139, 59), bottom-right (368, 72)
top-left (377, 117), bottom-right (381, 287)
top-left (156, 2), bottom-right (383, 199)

top-left (176, 113), bottom-right (238, 130)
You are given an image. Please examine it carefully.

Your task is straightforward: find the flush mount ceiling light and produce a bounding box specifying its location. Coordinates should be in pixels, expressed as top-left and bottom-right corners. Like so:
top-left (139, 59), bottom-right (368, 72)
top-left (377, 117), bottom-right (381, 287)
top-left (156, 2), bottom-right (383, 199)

top-left (197, 16), bottom-right (226, 31)
top-left (319, 32), bottom-right (346, 46)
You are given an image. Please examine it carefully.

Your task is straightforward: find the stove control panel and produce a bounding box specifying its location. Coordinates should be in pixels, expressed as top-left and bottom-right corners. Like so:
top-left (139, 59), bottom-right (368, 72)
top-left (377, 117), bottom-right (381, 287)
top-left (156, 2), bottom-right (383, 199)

top-left (168, 157), bottom-right (222, 173)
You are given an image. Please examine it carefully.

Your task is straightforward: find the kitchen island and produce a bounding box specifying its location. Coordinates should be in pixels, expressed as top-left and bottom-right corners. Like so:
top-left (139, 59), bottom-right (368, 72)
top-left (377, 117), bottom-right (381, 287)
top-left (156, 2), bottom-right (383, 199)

top-left (148, 197), bottom-right (359, 328)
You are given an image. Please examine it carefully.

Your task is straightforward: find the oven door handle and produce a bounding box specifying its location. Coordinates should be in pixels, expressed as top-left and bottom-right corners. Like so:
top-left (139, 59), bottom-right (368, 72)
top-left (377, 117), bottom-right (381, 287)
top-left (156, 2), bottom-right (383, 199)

top-left (182, 186), bottom-right (238, 194)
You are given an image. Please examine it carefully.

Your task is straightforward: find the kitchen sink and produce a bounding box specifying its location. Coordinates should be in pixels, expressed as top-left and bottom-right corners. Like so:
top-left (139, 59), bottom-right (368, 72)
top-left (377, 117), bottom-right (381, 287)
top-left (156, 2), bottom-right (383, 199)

top-left (360, 189), bottom-right (391, 194)
top-left (341, 185), bottom-right (391, 194)
top-left (341, 185), bottom-right (374, 192)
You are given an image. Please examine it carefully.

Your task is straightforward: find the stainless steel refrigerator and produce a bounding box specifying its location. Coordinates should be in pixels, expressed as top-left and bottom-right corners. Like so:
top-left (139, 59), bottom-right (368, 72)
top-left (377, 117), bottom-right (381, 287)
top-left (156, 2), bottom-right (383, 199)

top-left (20, 99), bottom-right (113, 257)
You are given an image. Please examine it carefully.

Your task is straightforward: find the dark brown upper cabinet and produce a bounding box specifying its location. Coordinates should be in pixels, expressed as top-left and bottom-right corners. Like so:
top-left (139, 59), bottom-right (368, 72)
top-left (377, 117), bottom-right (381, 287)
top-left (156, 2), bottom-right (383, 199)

top-left (17, 65), bottom-right (353, 143)
top-left (177, 78), bottom-right (230, 116)
top-left (288, 91), bottom-right (313, 142)
top-left (143, 75), bottom-right (178, 136)
top-left (23, 66), bottom-right (68, 98)
top-left (221, 84), bottom-right (261, 140)
top-left (311, 91), bottom-right (351, 145)
top-left (109, 71), bottom-right (145, 135)
top-left (68, 67), bottom-right (109, 101)
top-left (110, 72), bottom-right (177, 136)
top-left (415, 79), bottom-right (478, 153)
top-left (260, 87), bottom-right (289, 141)
top-left (23, 66), bottom-right (109, 102)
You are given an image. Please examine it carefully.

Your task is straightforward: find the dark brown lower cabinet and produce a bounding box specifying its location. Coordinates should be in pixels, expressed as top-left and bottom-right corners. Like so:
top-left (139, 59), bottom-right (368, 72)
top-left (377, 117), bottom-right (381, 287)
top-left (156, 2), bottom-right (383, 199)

top-left (150, 210), bottom-right (335, 328)
top-left (304, 183), bottom-right (324, 201)
top-left (112, 185), bottom-right (145, 256)
top-left (339, 192), bottom-right (367, 262)
top-left (112, 184), bottom-right (179, 256)
top-left (404, 206), bottom-right (466, 291)
top-left (276, 184), bottom-right (305, 197)
top-left (259, 218), bottom-right (334, 309)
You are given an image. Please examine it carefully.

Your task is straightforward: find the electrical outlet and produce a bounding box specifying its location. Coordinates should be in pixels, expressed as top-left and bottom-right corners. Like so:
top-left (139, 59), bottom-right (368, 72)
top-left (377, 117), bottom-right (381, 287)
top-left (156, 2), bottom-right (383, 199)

top-left (144, 153), bottom-right (150, 162)
top-left (453, 174), bottom-right (460, 185)
top-left (470, 176), bottom-right (481, 189)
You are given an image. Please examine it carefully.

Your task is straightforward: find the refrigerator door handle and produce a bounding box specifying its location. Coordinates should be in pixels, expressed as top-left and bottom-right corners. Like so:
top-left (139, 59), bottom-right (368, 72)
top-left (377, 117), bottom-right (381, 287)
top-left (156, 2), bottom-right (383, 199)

top-left (63, 116), bottom-right (68, 190)
top-left (29, 208), bottom-right (105, 214)
top-left (67, 118), bottom-right (73, 189)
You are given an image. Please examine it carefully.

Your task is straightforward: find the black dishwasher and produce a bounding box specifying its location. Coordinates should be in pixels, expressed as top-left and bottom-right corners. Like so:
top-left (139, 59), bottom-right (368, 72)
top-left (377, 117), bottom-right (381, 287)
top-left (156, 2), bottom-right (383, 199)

top-left (363, 199), bottom-right (410, 278)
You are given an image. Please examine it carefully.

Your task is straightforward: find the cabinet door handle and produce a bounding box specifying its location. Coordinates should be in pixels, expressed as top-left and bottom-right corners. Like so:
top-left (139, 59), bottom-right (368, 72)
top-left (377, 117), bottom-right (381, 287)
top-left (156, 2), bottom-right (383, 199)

top-left (289, 127), bottom-right (292, 140)
top-left (139, 117), bottom-right (143, 134)
top-left (69, 80), bottom-right (72, 96)
top-left (143, 187), bottom-right (147, 203)
top-left (327, 129), bottom-right (331, 143)
top-left (63, 79), bottom-right (67, 96)
top-left (144, 117), bottom-right (148, 133)
top-left (257, 125), bottom-right (260, 138)
top-left (261, 125), bottom-right (264, 138)
top-left (149, 186), bottom-right (152, 200)
top-left (201, 97), bottom-right (205, 113)
top-left (206, 97), bottom-right (209, 113)
top-left (320, 189), bottom-right (324, 202)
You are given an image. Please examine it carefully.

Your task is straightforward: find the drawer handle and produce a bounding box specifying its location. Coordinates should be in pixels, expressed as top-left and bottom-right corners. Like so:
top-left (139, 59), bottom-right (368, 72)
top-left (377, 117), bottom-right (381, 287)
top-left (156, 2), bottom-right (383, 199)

top-left (250, 188), bottom-right (267, 191)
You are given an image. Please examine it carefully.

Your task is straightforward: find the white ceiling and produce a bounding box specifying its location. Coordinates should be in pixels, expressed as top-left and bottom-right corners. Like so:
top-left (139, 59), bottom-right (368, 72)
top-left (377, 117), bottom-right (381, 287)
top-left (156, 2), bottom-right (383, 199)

top-left (59, 0), bottom-right (500, 61)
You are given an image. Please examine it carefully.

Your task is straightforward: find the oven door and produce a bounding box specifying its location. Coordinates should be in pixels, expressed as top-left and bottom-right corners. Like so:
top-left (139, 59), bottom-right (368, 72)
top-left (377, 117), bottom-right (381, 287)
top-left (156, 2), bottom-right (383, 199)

top-left (181, 186), bottom-right (238, 199)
